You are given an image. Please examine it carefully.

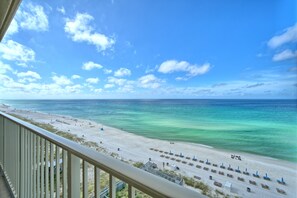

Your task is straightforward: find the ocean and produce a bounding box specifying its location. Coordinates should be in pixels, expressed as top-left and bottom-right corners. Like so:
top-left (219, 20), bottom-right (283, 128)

top-left (1, 99), bottom-right (297, 162)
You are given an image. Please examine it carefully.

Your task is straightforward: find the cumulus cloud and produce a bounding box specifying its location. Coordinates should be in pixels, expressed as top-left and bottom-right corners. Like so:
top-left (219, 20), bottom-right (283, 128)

top-left (114, 68), bottom-right (131, 77)
top-left (16, 3), bottom-right (49, 31)
top-left (57, 6), bottom-right (65, 15)
top-left (52, 75), bottom-right (72, 85)
top-left (107, 76), bottom-right (127, 86)
top-left (17, 71), bottom-right (41, 79)
top-left (0, 61), bottom-right (13, 74)
top-left (272, 49), bottom-right (297, 61)
top-left (268, 24), bottom-right (297, 48)
top-left (104, 84), bottom-right (115, 89)
top-left (103, 68), bottom-right (112, 74)
top-left (0, 40), bottom-right (35, 65)
top-left (65, 13), bottom-right (115, 51)
top-left (138, 74), bottom-right (162, 89)
top-left (158, 60), bottom-right (210, 78)
top-left (82, 61), bottom-right (103, 70)
top-left (71, 74), bottom-right (81, 79)
top-left (86, 77), bottom-right (99, 84)
top-left (5, 19), bottom-right (19, 37)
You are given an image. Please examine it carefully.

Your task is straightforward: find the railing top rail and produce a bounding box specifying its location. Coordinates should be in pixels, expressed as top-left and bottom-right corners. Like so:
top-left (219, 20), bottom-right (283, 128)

top-left (0, 111), bottom-right (204, 198)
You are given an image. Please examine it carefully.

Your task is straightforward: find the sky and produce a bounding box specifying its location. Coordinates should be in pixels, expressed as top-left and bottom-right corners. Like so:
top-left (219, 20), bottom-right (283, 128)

top-left (0, 0), bottom-right (296, 99)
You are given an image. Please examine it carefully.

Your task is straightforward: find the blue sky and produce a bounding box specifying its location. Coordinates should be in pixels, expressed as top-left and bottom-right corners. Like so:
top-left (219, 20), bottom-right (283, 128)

top-left (0, 0), bottom-right (296, 99)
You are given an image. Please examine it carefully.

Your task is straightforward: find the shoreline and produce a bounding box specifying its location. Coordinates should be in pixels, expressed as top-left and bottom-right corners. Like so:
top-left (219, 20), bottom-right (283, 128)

top-left (1, 104), bottom-right (296, 197)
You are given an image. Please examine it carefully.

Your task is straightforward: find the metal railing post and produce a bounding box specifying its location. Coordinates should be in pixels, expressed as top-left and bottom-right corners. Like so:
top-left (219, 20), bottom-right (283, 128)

top-left (67, 153), bottom-right (80, 198)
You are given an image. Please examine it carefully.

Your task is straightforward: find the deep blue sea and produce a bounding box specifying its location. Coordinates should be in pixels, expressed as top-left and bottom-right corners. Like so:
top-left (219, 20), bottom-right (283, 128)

top-left (1, 99), bottom-right (297, 162)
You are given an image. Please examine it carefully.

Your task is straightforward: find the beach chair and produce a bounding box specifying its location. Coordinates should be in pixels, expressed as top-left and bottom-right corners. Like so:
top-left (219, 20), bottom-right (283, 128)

top-left (263, 173), bottom-right (271, 181)
top-left (237, 177), bottom-right (244, 182)
top-left (277, 177), bottom-right (286, 185)
top-left (276, 188), bottom-right (286, 195)
top-left (199, 160), bottom-right (204, 163)
top-left (194, 175), bottom-right (201, 180)
top-left (211, 169), bottom-right (216, 173)
top-left (212, 164), bottom-right (218, 167)
top-left (243, 168), bottom-right (249, 175)
top-left (196, 165), bottom-right (201, 169)
top-left (227, 165), bottom-right (233, 171)
top-left (186, 156), bottom-right (191, 160)
top-left (253, 171), bottom-right (260, 178)
top-left (235, 166), bottom-right (241, 173)
top-left (203, 167), bottom-right (209, 171)
top-left (206, 159), bottom-right (211, 165)
top-left (192, 156), bottom-right (197, 161)
top-left (214, 181), bottom-right (222, 187)
top-left (220, 163), bottom-right (225, 169)
top-left (218, 171), bottom-right (224, 175)
top-left (227, 174), bottom-right (233, 178)
top-left (249, 180), bottom-right (257, 185)
top-left (261, 184), bottom-right (269, 190)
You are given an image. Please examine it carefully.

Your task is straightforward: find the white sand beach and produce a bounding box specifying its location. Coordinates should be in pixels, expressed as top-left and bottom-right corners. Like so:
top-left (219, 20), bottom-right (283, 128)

top-left (1, 104), bottom-right (296, 198)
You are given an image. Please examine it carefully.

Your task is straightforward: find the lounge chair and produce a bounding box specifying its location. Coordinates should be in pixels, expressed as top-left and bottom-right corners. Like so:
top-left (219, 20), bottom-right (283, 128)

top-left (277, 177), bottom-right (286, 185)
top-left (218, 171), bottom-right (224, 175)
top-left (227, 174), bottom-right (233, 178)
top-left (253, 171), bottom-right (260, 178)
top-left (263, 173), bottom-right (271, 181)
top-left (249, 180), bottom-right (257, 185)
top-left (261, 184), bottom-right (269, 190)
top-left (238, 177), bottom-right (244, 182)
top-left (276, 188), bottom-right (286, 194)
top-left (211, 169), bottom-right (216, 173)
top-left (214, 181), bottom-right (222, 187)
top-left (243, 168), bottom-right (249, 175)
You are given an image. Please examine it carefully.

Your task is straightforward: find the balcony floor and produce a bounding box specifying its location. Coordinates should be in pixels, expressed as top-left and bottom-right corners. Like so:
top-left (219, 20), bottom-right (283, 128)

top-left (0, 172), bottom-right (12, 198)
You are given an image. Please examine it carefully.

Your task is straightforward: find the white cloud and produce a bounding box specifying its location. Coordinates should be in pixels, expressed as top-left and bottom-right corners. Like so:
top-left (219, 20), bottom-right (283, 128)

top-left (104, 84), bottom-right (114, 89)
top-left (17, 71), bottom-right (41, 79)
top-left (86, 77), bottom-right (99, 84)
top-left (0, 40), bottom-right (35, 65)
top-left (114, 68), bottom-right (131, 77)
top-left (71, 74), bottom-right (81, 79)
top-left (138, 74), bottom-right (162, 89)
top-left (93, 88), bottom-right (103, 93)
top-left (107, 77), bottom-right (127, 86)
top-left (272, 49), bottom-right (297, 61)
top-left (65, 84), bottom-right (82, 93)
top-left (57, 6), bottom-right (65, 15)
top-left (5, 19), bottom-right (19, 37)
top-left (0, 61), bottom-right (13, 74)
top-left (268, 24), bottom-right (297, 48)
top-left (158, 60), bottom-right (210, 78)
top-left (103, 68), bottom-right (112, 74)
top-left (52, 75), bottom-right (72, 85)
top-left (82, 61), bottom-right (103, 70)
top-left (65, 13), bottom-right (115, 51)
top-left (16, 3), bottom-right (48, 31)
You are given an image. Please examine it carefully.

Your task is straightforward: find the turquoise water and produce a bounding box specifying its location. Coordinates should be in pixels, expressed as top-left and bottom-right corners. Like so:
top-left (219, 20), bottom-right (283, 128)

top-left (1, 99), bottom-right (297, 162)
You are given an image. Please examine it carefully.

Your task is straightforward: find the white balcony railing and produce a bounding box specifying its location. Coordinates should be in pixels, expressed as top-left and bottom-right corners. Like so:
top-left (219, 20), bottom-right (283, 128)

top-left (0, 112), bottom-right (204, 198)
